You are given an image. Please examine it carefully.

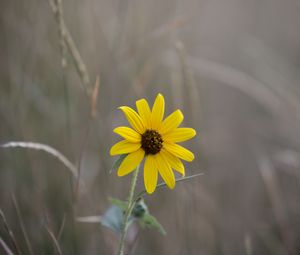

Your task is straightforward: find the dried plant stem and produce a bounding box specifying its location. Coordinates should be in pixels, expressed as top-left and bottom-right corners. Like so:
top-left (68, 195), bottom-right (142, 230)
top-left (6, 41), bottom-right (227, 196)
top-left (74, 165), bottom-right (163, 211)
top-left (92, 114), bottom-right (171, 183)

top-left (11, 194), bottom-right (34, 255)
top-left (53, 0), bottom-right (67, 69)
top-left (0, 210), bottom-right (22, 255)
top-left (255, 153), bottom-right (292, 254)
top-left (75, 117), bottom-right (92, 201)
top-left (1, 142), bottom-right (78, 178)
top-left (57, 214), bottom-right (66, 241)
top-left (52, 0), bottom-right (72, 148)
top-left (48, 0), bottom-right (91, 93)
top-left (44, 225), bottom-right (63, 255)
top-left (117, 165), bottom-right (140, 255)
top-left (75, 76), bottom-right (100, 200)
top-left (0, 237), bottom-right (14, 255)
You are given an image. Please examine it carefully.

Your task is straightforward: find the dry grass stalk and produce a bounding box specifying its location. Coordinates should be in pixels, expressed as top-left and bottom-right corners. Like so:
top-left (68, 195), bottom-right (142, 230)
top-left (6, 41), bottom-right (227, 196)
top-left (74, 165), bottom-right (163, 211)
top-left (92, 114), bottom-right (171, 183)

top-left (48, 0), bottom-right (91, 93)
top-left (11, 195), bottom-right (34, 255)
top-left (91, 75), bottom-right (100, 118)
top-left (0, 237), bottom-right (15, 255)
top-left (0, 210), bottom-right (22, 255)
top-left (1, 142), bottom-right (78, 178)
top-left (44, 225), bottom-right (63, 255)
top-left (54, 0), bottom-right (67, 69)
top-left (256, 153), bottom-right (292, 254)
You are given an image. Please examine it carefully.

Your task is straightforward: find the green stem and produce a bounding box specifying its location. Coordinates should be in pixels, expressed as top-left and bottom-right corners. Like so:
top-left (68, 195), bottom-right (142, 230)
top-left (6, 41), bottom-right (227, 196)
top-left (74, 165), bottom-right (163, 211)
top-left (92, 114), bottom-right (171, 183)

top-left (117, 165), bottom-right (140, 255)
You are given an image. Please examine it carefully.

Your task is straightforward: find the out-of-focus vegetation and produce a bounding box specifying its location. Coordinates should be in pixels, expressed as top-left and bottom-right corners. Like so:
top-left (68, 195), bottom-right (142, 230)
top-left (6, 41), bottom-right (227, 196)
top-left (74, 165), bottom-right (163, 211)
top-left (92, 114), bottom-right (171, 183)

top-left (1, 0), bottom-right (300, 254)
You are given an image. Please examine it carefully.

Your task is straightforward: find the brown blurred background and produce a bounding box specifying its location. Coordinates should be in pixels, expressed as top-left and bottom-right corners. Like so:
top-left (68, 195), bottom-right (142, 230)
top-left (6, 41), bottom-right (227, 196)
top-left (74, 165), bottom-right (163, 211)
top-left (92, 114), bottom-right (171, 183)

top-left (1, 0), bottom-right (300, 254)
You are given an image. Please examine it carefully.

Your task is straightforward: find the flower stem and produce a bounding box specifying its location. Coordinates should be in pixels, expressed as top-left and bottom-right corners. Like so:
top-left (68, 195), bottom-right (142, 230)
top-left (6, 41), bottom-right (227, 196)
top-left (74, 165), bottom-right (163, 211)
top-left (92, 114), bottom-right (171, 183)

top-left (117, 165), bottom-right (140, 255)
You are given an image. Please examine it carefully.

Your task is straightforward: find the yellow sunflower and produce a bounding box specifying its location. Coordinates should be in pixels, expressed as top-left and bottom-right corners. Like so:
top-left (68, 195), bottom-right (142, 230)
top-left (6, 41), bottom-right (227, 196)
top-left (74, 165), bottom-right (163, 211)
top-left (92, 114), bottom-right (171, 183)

top-left (110, 93), bottom-right (196, 194)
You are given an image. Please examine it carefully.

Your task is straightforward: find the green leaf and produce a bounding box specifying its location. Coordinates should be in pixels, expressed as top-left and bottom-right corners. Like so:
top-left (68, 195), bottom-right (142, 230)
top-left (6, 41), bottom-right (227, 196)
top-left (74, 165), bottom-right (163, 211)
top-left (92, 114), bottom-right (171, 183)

top-left (139, 213), bottom-right (166, 235)
top-left (109, 197), bottom-right (128, 211)
top-left (110, 154), bottom-right (127, 173)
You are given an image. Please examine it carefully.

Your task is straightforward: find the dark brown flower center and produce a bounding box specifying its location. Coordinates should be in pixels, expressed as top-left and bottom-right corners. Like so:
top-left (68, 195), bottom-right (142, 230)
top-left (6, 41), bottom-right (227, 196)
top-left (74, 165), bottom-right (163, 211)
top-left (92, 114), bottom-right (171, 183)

top-left (141, 129), bottom-right (163, 155)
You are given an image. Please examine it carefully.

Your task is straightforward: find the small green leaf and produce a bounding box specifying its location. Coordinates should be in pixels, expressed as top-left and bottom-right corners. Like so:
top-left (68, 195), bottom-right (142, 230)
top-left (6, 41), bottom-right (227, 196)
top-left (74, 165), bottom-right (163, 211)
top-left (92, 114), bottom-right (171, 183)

top-left (109, 197), bottom-right (128, 211)
top-left (139, 213), bottom-right (166, 235)
top-left (110, 154), bottom-right (127, 173)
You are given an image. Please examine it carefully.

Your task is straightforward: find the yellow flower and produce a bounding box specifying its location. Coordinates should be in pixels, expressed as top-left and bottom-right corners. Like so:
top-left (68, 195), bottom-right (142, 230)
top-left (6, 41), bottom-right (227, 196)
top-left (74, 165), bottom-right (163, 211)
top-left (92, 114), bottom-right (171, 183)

top-left (110, 93), bottom-right (196, 194)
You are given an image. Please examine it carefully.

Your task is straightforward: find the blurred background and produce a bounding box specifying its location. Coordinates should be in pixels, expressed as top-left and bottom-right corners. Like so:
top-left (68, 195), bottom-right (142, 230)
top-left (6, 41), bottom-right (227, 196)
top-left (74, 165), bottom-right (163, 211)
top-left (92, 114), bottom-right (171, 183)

top-left (1, 0), bottom-right (300, 254)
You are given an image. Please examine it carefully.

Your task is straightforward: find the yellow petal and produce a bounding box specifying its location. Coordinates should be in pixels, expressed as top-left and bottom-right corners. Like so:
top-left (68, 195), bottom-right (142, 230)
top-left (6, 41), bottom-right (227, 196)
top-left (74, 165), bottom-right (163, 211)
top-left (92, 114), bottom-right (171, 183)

top-left (163, 143), bottom-right (194, 162)
top-left (119, 106), bottom-right (145, 134)
top-left (113, 127), bottom-right (141, 143)
top-left (161, 149), bottom-right (185, 176)
top-left (160, 110), bottom-right (183, 134)
top-left (144, 155), bottom-right (158, 194)
top-left (155, 153), bottom-right (175, 189)
top-left (117, 149), bottom-right (145, 176)
top-left (136, 99), bottom-right (151, 128)
top-left (151, 93), bottom-right (165, 130)
top-left (110, 140), bottom-right (141, 155)
top-left (163, 128), bottom-right (196, 143)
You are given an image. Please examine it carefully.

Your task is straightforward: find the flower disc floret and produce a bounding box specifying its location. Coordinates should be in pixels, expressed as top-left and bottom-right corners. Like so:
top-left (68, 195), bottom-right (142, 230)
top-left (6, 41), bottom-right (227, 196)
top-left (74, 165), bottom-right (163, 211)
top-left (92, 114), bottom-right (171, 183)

top-left (141, 129), bottom-right (163, 155)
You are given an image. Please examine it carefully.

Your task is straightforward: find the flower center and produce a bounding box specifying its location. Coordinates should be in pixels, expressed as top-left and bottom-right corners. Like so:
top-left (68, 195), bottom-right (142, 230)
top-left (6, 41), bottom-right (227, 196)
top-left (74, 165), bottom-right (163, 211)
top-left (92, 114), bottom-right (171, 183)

top-left (141, 129), bottom-right (163, 155)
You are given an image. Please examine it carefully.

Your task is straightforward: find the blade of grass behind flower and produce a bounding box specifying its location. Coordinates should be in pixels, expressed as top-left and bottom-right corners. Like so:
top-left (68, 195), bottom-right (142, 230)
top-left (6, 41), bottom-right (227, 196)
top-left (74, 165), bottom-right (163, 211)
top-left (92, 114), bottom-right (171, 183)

top-left (1, 142), bottom-right (78, 178)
